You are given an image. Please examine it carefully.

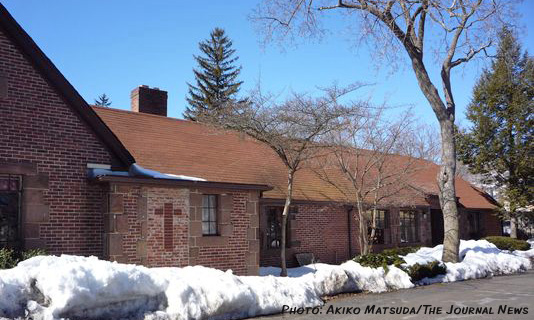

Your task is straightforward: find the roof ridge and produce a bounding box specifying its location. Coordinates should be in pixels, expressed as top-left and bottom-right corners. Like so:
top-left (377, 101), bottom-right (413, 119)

top-left (92, 105), bottom-right (207, 126)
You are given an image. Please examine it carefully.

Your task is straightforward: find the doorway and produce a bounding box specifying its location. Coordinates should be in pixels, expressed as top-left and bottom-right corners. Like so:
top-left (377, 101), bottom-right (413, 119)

top-left (430, 209), bottom-right (444, 246)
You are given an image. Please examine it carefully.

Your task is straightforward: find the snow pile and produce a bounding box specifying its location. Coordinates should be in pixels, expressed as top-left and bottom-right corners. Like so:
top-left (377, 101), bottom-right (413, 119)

top-left (0, 258), bottom-right (342, 320)
top-left (403, 240), bottom-right (532, 283)
top-left (340, 261), bottom-right (413, 292)
top-left (160, 266), bottom-right (325, 320)
top-left (0, 255), bottom-right (167, 319)
top-left (0, 240), bottom-right (532, 320)
top-left (528, 238), bottom-right (534, 249)
top-left (259, 262), bottom-right (413, 294)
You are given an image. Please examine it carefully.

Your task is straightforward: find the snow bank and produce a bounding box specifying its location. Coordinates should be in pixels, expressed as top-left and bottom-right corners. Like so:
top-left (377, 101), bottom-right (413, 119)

top-left (160, 266), bottom-right (325, 320)
top-left (340, 261), bottom-right (413, 292)
top-left (403, 240), bottom-right (532, 283)
top-left (259, 262), bottom-right (412, 294)
top-left (0, 258), bottom-right (341, 320)
top-left (0, 240), bottom-right (532, 320)
top-left (0, 255), bottom-right (167, 319)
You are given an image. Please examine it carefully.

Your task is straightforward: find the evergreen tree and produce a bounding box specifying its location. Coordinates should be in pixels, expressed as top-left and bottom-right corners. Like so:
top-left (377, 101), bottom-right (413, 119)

top-left (184, 28), bottom-right (243, 120)
top-left (457, 28), bottom-right (534, 238)
top-left (94, 93), bottom-right (112, 107)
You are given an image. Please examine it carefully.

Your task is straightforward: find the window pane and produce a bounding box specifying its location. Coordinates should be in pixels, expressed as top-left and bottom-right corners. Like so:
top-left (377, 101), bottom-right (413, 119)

top-left (207, 195), bottom-right (214, 208)
top-left (209, 208), bottom-right (216, 221)
top-left (201, 195), bottom-right (218, 235)
top-left (209, 222), bottom-right (217, 234)
top-left (202, 222), bottom-right (210, 234)
top-left (266, 207), bottom-right (282, 248)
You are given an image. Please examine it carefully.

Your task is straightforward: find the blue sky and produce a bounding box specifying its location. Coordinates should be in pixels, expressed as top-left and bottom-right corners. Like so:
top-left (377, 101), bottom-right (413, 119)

top-left (3, 0), bottom-right (533, 127)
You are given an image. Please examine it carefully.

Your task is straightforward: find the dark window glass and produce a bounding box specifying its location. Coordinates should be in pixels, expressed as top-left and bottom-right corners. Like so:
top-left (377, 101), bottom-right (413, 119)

top-left (0, 175), bottom-right (21, 249)
top-left (202, 195), bottom-right (217, 235)
top-left (367, 210), bottom-right (389, 244)
top-left (468, 212), bottom-right (483, 239)
top-left (265, 206), bottom-right (293, 249)
top-left (400, 210), bottom-right (418, 243)
top-left (266, 208), bottom-right (281, 248)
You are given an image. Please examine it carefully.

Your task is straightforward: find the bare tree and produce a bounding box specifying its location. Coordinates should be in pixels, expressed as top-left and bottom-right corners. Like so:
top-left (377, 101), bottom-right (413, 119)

top-left (315, 108), bottom-right (427, 255)
top-left (198, 84), bottom-right (363, 275)
top-left (395, 122), bottom-right (441, 163)
top-left (252, 0), bottom-right (518, 262)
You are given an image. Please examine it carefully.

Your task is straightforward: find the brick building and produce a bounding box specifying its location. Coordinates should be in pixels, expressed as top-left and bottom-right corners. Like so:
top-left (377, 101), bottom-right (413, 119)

top-left (0, 4), bottom-right (501, 274)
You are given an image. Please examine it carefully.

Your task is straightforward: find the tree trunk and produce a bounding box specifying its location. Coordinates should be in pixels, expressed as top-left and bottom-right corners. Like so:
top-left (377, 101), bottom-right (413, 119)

top-left (368, 207), bottom-right (377, 254)
top-left (280, 170), bottom-right (295, 277)
top-left (356, 199), bottom-right (369, 255)
top-left (439, 118), bottom-right (460, 262)
top-left (407, 54), bottom-right (460, 262)
top-left (510, 214), bottom-right (518, 239)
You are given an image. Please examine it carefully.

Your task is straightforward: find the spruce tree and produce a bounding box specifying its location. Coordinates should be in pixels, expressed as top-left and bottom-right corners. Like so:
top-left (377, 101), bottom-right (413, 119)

top-left (184, 28), bottom-right (243, 120)
top-left (457, 28), bottom-right (534, 238)
top-left (94, 93), bottom-right (112, 107)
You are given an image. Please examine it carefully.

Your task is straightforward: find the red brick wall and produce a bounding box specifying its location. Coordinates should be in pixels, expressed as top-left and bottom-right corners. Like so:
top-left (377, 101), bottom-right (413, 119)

top-left (458, 209), bottom-right (502, 239)
top-left (189, 188), bottom-right (260, 276)
top-left (482, 211), bottom-right (502, 236)
top-left (103, 184), bottom-right (190, 267)
top-left (103, 184), bottom-right (260, 275)
top-left (0, 28), bottom-right (117, 256)
top-left (260, 203), bottom-right (351, 267)
top-left (259, 204), bottom-right (436, 267)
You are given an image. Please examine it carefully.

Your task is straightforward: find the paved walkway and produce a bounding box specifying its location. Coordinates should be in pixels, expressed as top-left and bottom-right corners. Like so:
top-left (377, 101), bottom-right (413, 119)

top-left (255, 271), bottom-right (534, 320)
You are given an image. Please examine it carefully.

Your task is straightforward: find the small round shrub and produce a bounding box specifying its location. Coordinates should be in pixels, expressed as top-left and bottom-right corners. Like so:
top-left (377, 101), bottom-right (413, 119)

top-left (404, 261), bottom-right (447, 282)
top-left (484, 236), bottom-right (530, 251)
top-left (354, 253), bottom-right (405, 269)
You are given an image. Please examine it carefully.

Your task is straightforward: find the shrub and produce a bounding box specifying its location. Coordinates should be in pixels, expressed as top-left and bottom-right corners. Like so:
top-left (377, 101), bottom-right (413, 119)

top-left (381, 246), bottom-right (420, 257)
top-left (354, 253), bottom-right (405, 269)
top-left (404, 261), bottom-right (447, 282)
top-left (484, 236), bottom-right (530, 251)
top-left (21, 248), bottom-right (47, 261)
top-left (0, 248), bottom-right (19, 269)
top-left (0, 248), bottom-right (48, 269)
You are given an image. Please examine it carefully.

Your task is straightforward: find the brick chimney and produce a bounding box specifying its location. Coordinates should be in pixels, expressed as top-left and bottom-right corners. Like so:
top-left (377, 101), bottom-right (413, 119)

top-left (130, 85), bottom-right (167, 116)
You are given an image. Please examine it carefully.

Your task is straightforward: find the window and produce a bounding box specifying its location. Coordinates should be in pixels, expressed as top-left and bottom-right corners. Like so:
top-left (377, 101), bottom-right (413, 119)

top-left (0, 175), bottom-right (21, 249)
top-left (367, 210), bottom-right (389, 244)
top-left (468, 212), bottom-right (482, 239)
top-left (400, 210), bottom-right (418, 243)
top-left (266, 207), bottom-right (281, 248)
top-left (202, 195), bottom-right (218, 236)
top-left (264, 206), bottom-right (293, 249)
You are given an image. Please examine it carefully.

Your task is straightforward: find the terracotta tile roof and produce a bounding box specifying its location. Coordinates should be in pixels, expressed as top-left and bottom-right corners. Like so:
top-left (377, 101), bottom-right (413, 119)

top-left (93, 107), bottom-right (497, 209)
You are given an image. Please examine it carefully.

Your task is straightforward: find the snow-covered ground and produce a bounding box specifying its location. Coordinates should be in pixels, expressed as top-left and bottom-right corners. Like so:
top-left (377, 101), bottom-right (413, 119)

top-left (0, 240), bottom-right (532, 320)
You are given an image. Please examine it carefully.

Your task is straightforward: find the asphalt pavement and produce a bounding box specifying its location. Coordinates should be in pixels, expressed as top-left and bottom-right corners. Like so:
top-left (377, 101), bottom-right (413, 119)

top-left (254, 270), bottom-right (534, 320)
